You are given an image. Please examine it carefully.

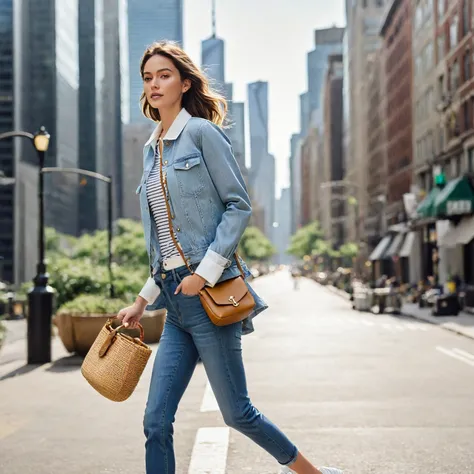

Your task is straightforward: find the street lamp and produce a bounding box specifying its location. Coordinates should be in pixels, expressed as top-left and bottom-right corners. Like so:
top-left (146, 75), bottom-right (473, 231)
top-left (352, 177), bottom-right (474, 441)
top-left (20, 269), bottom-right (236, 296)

top-left (29, 127), bottom-right (54, 365)
top-left (0, 126), bottom-right (53, 364)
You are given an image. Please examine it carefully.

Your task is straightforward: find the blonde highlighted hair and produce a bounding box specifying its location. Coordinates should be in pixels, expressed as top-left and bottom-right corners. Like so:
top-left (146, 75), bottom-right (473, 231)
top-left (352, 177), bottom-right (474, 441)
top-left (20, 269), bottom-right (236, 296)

top-left (139, 41), bottom-right (227, 126)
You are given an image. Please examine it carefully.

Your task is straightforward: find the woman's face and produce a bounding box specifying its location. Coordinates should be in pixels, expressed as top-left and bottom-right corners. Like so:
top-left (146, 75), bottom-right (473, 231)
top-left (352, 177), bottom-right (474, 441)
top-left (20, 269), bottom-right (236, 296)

top-left (142, 54), bottom-right (190, 111)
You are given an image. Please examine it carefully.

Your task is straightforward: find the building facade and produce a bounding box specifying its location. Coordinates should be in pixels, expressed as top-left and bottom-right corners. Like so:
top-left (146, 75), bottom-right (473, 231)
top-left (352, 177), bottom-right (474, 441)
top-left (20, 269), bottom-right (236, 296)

top-left (128, 0), bottom-right (183, 123)
top-left (381, 0), bottom-right (414, 226)
top-left (321, 54), bottom-right (345, 247)
top-left (366, 50), bottom-right (388, 247)
top-left (345, 0), bottom-right (386, 244)
top-left (0, 0), bottom-right (15, 283)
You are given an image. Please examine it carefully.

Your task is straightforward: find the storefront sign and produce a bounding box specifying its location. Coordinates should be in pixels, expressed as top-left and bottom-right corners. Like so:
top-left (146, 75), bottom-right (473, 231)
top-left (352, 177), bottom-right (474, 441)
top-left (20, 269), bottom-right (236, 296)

top-left (446, 200), bottom-right (472, 216)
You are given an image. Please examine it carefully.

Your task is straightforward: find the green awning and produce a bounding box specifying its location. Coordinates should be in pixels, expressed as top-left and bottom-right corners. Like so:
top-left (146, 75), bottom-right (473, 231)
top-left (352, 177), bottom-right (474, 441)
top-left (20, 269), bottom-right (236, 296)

top-left (416, 187), bottom-right (441, 218)
top-left (433, 176), bottom-right (474, 217)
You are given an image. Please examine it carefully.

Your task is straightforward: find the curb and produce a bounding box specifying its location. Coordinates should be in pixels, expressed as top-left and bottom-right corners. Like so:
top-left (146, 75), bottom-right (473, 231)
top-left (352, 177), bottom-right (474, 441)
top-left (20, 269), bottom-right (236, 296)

top-left (323, 284), bottom-right (474, 341)
top-left (400, 309), bottom-right (474, 341)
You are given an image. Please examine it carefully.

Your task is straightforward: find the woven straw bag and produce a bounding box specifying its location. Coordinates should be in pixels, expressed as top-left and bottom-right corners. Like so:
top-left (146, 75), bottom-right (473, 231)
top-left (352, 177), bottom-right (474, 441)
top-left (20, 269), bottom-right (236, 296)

top-left (81, 318), bottom-right (152, 402)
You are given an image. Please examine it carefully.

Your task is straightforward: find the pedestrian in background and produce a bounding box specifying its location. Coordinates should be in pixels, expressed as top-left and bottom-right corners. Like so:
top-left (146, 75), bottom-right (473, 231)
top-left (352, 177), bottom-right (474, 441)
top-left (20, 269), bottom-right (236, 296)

top-left (117, 41), bottom-right (343, 474)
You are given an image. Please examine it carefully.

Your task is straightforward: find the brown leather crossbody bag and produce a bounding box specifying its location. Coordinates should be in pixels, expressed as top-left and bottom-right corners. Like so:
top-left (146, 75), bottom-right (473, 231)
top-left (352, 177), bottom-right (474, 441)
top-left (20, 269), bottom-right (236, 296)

top-left (157, 139), bottom-right (255, 326)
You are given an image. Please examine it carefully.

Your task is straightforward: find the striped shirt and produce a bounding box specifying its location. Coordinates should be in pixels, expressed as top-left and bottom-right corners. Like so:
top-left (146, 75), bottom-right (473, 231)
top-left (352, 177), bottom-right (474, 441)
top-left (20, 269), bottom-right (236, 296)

top-left (146, 144), bottom-right (181, 259)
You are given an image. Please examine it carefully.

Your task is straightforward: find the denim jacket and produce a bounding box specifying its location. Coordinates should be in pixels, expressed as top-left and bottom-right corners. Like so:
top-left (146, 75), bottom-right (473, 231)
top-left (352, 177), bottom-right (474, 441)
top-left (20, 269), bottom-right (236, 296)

top-left (136, 108), bottom-right (267, 334)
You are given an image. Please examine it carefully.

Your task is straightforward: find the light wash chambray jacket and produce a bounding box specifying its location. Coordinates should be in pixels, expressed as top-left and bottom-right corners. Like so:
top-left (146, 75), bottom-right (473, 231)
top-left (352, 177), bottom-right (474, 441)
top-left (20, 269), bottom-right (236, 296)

top-left (136, 108), bottom-right (267, 334)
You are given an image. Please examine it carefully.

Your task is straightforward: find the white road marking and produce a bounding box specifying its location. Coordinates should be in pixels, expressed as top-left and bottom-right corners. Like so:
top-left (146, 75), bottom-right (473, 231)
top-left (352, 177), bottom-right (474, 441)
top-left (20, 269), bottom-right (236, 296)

top-left (200, 380), bottom-right (219, 413)
top-left (362, 319), bottom-right (375, 326)
top-left (452, 348), bottom-right (474, 361)
top-left (188, 427), bottom-right (229, 474)
top-left (436, 346), bottom-right (474, 367)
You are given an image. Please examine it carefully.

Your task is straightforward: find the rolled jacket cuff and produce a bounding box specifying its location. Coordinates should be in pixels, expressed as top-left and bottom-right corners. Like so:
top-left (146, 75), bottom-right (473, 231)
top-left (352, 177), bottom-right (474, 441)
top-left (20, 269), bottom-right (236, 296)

top-left (139, 277), bottom-right (161, 303)
top-left (195, 249), bottom-right (230, 287)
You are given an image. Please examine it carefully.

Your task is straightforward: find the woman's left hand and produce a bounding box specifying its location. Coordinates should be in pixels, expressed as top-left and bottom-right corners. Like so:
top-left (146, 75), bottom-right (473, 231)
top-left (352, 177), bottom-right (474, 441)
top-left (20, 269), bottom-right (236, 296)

top-left (175, 274), bottom-right (206, 296)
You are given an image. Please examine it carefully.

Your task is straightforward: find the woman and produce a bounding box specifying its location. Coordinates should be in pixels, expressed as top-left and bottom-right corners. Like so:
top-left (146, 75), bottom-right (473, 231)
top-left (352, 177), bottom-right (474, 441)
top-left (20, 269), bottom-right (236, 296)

top-left (117, 41), bottom-right (343, 474)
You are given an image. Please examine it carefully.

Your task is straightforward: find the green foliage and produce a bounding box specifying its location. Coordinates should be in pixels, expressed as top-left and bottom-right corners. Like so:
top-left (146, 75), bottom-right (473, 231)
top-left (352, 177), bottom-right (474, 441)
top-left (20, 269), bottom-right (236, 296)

top-left (287, 221), bottom-right (326, 259)
top-left (310, 239), bottom-right (331, 257)
top-left (238, 226), bottom-right (276, 262)
top-left (43, 219), bottom-right (149, 308)
top-left (339, 242), bottom-right (359, 258)
top-left (56, 294), bottom-right (127, 315)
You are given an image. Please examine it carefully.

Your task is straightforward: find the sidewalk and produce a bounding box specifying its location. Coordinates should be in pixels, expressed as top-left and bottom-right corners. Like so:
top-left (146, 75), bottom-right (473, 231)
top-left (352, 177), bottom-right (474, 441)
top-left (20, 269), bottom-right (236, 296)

top-left (324, 283), bottom-right (474, 341)
top-left (401, 302), bottom-right (474, 341)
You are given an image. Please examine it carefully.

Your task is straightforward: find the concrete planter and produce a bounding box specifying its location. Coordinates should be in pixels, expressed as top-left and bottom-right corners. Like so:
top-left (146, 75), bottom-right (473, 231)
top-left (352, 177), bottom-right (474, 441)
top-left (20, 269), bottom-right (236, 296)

top-left (53, 309), bottom-right (166, 357)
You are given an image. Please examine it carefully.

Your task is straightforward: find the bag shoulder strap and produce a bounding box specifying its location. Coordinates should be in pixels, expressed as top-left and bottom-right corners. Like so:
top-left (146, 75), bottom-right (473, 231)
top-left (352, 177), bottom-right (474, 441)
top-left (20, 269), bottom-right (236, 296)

top-left (158, 139), bottom-right (245, 279)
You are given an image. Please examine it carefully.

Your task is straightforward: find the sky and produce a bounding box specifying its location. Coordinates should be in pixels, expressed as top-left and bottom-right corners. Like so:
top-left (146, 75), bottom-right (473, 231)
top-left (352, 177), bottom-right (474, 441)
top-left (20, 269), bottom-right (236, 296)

top-left (184, 0), bottom-right (346, 196)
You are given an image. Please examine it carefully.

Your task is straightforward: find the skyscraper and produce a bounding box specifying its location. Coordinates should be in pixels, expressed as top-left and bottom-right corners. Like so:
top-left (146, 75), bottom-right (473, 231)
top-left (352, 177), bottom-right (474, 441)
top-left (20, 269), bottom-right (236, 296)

top-left (0, 0), bottom-right (15, 283)
top-left (78, 0), bottom-right (129, 232)
top-left (229, 102), bottom-right (246, 175)
top-left (304, 27), bottom-right (344, 132)
top-left (201, 0), bottom-right (225, 94)
top-left (6, 0), bottom-right (80, 284)
top-left (128, 0), bottom-right (183, 123)
top-left (247, 81), bottom-right (268, 179)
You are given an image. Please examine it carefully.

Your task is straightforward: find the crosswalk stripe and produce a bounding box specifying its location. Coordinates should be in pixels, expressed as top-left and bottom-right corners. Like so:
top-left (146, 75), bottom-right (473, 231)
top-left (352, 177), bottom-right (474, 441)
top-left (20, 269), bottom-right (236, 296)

top-left (452, 348), bottom-right (474, 361)
top-left (200, 381), bottom-right (219, 413)
top-left (188, 427), bottom-right (229, 474)
top-left (436, 346), bottom-right (474, 367)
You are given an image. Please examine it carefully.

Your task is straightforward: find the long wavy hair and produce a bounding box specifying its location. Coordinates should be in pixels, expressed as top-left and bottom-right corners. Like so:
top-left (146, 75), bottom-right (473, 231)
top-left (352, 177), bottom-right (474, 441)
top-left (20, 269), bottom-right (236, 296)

top-left (139, 41), bottom-right (227, 126)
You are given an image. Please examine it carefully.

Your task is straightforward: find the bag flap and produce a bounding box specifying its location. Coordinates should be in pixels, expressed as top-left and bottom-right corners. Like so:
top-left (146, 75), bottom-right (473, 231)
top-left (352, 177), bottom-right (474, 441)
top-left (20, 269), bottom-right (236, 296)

top-left (201, 277), bottom-right (248, 306)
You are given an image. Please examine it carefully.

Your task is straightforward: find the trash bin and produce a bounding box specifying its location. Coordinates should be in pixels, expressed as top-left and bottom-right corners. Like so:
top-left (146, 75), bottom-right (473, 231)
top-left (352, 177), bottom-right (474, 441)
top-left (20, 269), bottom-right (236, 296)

top-left (432, 294), bottom-right (460, 316)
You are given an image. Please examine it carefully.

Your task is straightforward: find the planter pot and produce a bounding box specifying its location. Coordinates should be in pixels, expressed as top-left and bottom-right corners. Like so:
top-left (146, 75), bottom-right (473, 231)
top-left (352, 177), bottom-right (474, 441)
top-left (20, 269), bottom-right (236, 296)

top-left (53, 309), bottom-right (166, 357)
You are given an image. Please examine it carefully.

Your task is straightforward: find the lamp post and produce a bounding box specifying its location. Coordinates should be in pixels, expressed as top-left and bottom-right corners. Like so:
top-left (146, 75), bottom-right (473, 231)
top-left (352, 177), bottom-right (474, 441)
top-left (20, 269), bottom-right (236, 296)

top-left (28, 127), bottom-right (54, 364)
top-left (0, 127), bottom-right (52, 364)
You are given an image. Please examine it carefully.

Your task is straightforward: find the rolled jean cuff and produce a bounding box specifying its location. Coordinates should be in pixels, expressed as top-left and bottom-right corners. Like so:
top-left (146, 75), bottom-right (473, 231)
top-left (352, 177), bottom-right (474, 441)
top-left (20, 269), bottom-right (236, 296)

top-left (282, 446), bottom-right (298, 467)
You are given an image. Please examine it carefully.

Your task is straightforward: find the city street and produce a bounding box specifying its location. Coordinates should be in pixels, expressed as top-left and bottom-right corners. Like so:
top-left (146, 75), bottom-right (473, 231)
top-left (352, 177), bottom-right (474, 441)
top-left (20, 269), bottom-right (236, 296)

top-left (1, 271), bottom-right (474, 473)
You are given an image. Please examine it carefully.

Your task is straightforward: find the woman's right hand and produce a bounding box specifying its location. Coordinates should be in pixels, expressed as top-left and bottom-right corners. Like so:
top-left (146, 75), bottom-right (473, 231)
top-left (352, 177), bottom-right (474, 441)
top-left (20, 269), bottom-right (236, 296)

top-left (117, 298), bottom-right (147, 329)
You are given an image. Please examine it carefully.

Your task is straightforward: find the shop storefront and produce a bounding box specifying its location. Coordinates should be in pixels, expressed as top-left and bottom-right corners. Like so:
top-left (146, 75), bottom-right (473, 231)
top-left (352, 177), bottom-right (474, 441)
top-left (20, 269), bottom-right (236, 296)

top-left (416, 173), bottom-right (474, 287)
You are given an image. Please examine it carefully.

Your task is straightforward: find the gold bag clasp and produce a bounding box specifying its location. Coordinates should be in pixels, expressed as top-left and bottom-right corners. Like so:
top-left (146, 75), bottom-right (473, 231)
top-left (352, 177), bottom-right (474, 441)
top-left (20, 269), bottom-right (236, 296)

top-left (228, 296), bottom-right (239, 307)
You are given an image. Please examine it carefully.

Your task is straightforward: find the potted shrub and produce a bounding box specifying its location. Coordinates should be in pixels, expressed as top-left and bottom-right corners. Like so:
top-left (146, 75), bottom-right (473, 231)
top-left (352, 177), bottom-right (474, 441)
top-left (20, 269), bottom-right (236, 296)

top-left (54, 294), bottom-right (166, 356)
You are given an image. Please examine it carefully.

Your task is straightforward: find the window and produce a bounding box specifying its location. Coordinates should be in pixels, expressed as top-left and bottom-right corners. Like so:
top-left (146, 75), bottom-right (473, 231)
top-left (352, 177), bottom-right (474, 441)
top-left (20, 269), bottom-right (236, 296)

top-left (438, 74), bottom-right (445, 101)
top-left (463, 0), bottom-right (470, 36)
top-left (426, 42), bottom-right (434, 70)
top-left (450, 14), bottom-right (458, 50)
top-left (450, 60), bottom-right (460, 91)
top-left (464, 51), bottom-right (471, 82)
top-left (437, 34), bottom-right (445, 61)
top-left (415, 3), bottom-right (423, 30)
top-left (464, 101), bottom-right (470, 131)
top-left (469, 148), bottom-right (474, 172)
top-left (438, 0), bottom-right (444, 22)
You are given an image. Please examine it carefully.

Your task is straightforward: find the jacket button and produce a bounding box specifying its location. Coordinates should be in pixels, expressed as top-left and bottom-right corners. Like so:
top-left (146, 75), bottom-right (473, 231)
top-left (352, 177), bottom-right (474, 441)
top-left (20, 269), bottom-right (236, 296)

top-left (185, 162), bottom-right (189, 168)
top-left (171, 214), bottom-right (175, 219)
top-left (164, 160), bottom-right (168, 165)
top-left (176, 227), bottom-right (181, 232)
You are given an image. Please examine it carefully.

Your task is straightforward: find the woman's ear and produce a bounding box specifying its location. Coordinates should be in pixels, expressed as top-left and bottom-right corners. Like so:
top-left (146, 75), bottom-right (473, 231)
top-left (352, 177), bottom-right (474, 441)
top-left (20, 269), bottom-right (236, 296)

top-left (182, 78), bottom-right (191, 93)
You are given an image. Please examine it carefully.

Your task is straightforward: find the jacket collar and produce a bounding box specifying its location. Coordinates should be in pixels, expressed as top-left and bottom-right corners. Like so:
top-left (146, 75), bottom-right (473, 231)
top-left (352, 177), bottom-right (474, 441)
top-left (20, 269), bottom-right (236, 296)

top-left (144, 108), bottom-right (192, 148)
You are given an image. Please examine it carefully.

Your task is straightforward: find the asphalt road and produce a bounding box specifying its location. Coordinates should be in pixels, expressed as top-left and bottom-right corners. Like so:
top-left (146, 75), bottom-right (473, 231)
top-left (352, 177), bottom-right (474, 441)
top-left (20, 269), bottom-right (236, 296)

top-left (1, 271), bottom-right (474, 474)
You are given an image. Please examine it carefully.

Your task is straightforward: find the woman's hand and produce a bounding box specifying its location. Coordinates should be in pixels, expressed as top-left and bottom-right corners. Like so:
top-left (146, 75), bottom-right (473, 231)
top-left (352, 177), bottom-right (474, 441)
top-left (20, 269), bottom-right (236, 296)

top-left (117, 297), bottom-right (147, 329)
top-left (175, 274), bottom-right (206, 296)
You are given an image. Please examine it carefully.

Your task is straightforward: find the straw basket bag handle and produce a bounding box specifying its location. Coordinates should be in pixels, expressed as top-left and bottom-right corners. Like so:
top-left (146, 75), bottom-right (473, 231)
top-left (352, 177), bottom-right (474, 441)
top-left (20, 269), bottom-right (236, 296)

top-left (81, 317), bottom-right (152, 402)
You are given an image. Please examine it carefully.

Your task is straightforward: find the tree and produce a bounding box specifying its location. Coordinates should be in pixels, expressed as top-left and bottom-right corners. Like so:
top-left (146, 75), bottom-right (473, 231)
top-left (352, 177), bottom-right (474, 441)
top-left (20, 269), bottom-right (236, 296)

top-left (287, 221), bottom-right (326, 259)
top-left (238, 226), bottom-right (276, 262)
top-left (339, 242), bottom-right (359, 259)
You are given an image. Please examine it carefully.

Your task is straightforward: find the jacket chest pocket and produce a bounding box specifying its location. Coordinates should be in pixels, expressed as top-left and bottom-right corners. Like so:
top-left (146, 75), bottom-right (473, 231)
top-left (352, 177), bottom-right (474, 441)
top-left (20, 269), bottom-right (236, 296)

top-left (173, 153), bottom-right (205, 196)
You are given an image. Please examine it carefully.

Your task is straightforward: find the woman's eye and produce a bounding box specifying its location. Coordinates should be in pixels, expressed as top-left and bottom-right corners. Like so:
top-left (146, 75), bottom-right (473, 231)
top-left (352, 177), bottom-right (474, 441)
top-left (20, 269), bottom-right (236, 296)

top-left (161, 74), bottom-right (169, 79)
top-left (144, 77), bottom-right (151, 82)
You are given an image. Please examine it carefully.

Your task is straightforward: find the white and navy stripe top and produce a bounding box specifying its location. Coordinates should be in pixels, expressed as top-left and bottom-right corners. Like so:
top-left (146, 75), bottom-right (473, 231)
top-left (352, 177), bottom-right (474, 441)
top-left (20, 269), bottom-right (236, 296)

top-left (146, 143), bottom-right (181, 259)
